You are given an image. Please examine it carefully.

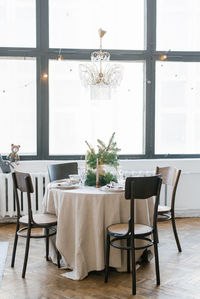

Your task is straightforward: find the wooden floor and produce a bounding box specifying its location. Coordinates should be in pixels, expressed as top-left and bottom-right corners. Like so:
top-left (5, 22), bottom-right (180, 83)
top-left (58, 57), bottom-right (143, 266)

top-left (0, 218), bottom-right (200, 299)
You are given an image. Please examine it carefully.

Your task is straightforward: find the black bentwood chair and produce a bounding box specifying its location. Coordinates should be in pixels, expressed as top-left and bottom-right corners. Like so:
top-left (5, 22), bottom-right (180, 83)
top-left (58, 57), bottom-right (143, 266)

top-left (104, 175), bottom-right (162, 295)
top-left (11, 171), bottom-right (60, 278)
top-left (156, 166), bottom-right (182, 252)
top-left (48, 162), bottom-right (78, 182)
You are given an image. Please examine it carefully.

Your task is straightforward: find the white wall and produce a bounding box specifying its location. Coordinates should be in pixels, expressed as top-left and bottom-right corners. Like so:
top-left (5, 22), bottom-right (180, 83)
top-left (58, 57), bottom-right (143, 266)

top-left (3, 158), bottom-right (200, 217)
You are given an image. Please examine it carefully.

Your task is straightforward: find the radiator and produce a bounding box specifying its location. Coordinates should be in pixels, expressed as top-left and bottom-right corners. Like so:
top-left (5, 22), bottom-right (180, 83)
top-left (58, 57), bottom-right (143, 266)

top-left (0, 172), bottom-right (49, 219)
top-left (0, 171), bottom-right (169, 220)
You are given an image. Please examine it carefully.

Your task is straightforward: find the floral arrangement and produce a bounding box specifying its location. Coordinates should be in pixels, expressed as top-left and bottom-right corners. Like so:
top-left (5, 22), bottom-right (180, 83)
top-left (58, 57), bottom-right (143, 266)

top-left (85, 132), bottom-right (120, 169)
top-left (85, 132), bottom-right (120, 187)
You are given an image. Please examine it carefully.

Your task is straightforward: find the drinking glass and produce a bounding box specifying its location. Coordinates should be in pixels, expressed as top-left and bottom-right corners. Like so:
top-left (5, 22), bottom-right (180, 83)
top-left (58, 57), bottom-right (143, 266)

top-left (78, 168), bottom-right (87, 186)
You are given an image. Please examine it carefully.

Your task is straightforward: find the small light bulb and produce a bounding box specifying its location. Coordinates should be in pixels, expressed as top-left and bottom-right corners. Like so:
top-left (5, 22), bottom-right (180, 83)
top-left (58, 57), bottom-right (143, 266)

top-left (57, 55), bottom-right (63, 61)
top-left (42, 73), bottom-right (48, 79)
top-left (160, 54), bottom-right (167, 61)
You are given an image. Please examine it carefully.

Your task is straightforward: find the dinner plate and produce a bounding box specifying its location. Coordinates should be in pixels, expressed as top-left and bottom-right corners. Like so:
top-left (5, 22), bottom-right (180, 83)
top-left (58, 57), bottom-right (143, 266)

top-left (100, 186), bottom-right (125, 192)
top-left (51, 183), bottom-right (79, 190)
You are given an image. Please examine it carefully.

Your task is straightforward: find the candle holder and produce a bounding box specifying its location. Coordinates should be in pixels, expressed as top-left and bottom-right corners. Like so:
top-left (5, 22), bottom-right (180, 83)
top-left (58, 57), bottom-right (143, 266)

top-left (96, 159), bottom-right (99, 188)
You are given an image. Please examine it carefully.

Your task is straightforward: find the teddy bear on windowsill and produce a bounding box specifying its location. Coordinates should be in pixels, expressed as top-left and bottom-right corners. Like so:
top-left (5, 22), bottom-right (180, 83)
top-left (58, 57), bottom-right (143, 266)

top-left (7, 144), bottom-right (21, 165)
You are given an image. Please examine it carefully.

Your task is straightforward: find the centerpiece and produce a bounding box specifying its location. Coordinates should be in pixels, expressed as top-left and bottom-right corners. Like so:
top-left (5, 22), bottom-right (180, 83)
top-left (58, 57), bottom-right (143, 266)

top-left (85, 132), bottom-right (120, 187)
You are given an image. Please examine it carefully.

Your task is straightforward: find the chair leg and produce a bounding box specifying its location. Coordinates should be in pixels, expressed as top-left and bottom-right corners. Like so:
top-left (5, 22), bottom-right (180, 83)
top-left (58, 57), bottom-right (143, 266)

top-left (57, 249), bottom-right (61, 268)
top-left (127, 238), bottom-right (130, 273)
top-left (156, 228), bottom-right (159, 244)
top-left (11, 223), bottom-right (20, 268)
top-left (22, 227), bottom-right (31, 278)
top-left (104, 233), bottom-right (110, 283)
top-left (153, 239), bottom-right (160, 286)
top-left (45, 228), bottom-right (49, 261)
top-left (171, 212), bottom-right (182, 252)
top-left (131, 243), bottom-right (136, 295)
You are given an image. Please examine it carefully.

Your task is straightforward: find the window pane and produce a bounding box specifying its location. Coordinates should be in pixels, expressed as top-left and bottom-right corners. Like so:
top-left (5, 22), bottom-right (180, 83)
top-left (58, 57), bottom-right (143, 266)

top-left (0, 0), bottom-right (36, 47)
top-left (157, 0), bottom-right (200, 51)
top-left (49, 0), bottom-right (144, 50)
top-left (0, 58), bottom-right (37, 155)
top-left (155, 62), bottom-right (200, 154)
top-left (49, 60), bottom-right (144, 155)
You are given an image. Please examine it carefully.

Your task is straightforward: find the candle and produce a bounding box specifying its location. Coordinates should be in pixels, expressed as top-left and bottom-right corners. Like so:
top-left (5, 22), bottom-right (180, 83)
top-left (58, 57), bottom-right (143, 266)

top-left (85, 153), bottom-right (88, 171)
top-left (96, 158), bottom-right (99, 188)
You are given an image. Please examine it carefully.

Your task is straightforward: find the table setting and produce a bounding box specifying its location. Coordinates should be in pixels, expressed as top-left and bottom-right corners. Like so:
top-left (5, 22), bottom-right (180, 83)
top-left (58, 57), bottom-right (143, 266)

top-left (42, 133), bottom-right (154, 280)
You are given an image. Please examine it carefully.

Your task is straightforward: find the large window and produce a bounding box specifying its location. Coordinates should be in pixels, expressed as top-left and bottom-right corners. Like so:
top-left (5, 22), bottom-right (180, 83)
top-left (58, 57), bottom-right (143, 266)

top-left (1, 0), bottom-right (200, 160)
top-left (49, 0), bottom-right (144, 50)
top-left (155, 62), bottom-right (200, 154)
top-left (157, 0), bottom-right (200, 51)
top-left (0, 0), bottom-right (36, 47)
top-left (49, 60), bottom-right (144, 155)
top-left (0, 58), bottom-right (36, 155)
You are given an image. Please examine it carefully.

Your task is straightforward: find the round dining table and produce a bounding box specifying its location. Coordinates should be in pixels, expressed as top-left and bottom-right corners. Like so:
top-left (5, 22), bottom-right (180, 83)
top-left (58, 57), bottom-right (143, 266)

top-left (42, 183), bottom-right (154, 280)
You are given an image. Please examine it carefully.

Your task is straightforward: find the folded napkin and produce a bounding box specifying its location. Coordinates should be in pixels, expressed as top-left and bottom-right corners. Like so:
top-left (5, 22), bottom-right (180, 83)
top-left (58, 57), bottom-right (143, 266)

top-left (50, 180), bottom-right (76, 189)
top-left (106, 181), bottom-right (124, 189)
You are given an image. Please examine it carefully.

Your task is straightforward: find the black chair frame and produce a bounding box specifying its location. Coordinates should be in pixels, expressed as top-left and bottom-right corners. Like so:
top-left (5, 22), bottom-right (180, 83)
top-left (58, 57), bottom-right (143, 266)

top-left (11, 171), bottom-right (60, 278)
top-left (104, 175), bottom-right (162, 295)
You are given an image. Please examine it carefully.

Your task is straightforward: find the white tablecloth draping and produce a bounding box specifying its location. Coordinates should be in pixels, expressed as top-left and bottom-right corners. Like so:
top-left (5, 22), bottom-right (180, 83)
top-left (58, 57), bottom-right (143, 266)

top-left (43, 185), bottom-right (154, 280)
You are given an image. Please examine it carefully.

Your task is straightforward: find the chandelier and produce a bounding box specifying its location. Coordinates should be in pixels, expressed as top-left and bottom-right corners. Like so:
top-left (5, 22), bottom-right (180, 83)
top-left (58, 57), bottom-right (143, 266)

top-left (79, 28), bottom-right (123, 100)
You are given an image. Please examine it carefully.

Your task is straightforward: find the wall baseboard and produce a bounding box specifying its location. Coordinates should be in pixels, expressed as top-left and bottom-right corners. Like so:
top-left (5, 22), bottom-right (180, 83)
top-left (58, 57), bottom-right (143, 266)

top-left (175, 209), bottom-right (200, 218)
top-left (0, 217), bottom-right (17, 224)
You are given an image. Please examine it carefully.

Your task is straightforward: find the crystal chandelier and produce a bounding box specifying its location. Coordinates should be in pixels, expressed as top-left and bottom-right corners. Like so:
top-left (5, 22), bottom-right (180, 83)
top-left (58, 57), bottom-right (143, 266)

top-left (79, 29), bottom-right (123, 100)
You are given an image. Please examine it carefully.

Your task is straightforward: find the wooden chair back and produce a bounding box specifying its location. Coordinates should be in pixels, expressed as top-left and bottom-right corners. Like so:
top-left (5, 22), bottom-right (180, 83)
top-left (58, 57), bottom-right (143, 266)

top-left (12, 171), bottom-right (34, 221)
top-left (125, 175), bottom-right (162, 234)
top-left (48, 162), bottom-right (78, 182)
top-left (156, 166), bottom-right (181, 210)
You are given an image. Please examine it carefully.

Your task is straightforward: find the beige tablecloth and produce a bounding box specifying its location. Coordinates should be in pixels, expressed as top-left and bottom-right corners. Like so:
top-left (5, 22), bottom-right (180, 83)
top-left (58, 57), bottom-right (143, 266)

top-left (43, 185), bottom-right (153, 280)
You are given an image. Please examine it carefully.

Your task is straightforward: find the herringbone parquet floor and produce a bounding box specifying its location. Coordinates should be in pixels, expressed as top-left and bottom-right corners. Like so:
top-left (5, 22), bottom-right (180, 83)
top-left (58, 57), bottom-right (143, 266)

top-left (0, 218), bottom-right (200, 299)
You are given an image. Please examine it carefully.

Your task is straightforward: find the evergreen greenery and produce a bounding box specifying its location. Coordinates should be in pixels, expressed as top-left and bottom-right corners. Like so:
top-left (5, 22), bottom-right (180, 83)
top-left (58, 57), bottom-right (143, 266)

top-left (85, 169), bottom-right (117, 187)
top-left (85, 132), bottom-right (120, 169)
top-left (85, 133), bottom-right (120, 187)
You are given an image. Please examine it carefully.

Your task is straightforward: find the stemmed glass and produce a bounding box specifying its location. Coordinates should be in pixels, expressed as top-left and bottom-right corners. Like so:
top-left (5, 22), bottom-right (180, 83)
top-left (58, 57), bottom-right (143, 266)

top-left (78, 168), bottom-right (87, 187)
top-left (116, 167), bottom-right (125, 186)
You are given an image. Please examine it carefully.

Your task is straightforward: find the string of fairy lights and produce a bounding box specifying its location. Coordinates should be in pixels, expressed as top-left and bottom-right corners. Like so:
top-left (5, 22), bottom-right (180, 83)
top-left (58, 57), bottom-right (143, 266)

top-left (0, 50), bottom-right (195, 94)
top-left (1, 49), bottom-right (63, 93)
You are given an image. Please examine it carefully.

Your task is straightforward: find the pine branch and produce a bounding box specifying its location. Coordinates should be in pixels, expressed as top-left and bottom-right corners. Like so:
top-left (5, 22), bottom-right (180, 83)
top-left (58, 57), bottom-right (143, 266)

top-left (97, 139), bottom-right (106, 150)
top-left (85, 140), bottom-right (95, 154)
top-left (106, 132), bottom-right (115, 151)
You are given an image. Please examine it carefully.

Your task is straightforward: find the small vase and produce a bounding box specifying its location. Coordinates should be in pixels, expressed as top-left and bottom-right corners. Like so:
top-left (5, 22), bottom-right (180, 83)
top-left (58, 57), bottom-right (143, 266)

top-left (85, 165), bottom-right (117, 187)
top-left (98, 164), bottom-right (106, 176)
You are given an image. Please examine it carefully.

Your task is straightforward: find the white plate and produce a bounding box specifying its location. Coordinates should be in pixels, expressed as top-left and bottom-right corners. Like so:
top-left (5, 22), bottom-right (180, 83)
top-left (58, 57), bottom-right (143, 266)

top-left (51, 183), bottom-right (79, 190)
top-left (100, 186), bottom-right (125, 192)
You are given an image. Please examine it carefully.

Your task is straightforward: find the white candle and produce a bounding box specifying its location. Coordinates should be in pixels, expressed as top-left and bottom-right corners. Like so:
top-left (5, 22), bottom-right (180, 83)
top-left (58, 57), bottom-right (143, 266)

top-left (96, 158), bottom-right (99, 187)
top-left (85, 153), bottom-right (88, 171)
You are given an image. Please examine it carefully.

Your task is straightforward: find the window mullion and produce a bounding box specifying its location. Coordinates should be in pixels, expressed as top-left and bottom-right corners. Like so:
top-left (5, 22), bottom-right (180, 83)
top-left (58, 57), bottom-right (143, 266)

top-left (145, 0), bottom-right (156, 158)
top-left (36, 0), bottom-right (49, 159)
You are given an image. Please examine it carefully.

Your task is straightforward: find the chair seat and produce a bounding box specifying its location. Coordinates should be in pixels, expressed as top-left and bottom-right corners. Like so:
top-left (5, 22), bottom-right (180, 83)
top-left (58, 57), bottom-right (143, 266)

top-left (108, 223), bottom-right (153, 236)
top-left (20, 213), bottom-right (57, 226)
top-left (158, 205), bottom-right (171, 214)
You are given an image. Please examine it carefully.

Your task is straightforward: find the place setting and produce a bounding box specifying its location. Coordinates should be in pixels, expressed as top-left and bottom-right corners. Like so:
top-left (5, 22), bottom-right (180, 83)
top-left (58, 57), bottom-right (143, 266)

top-left (50, 174), bottom-right (81, 190)
top-left (99, 181), bottom-right (125, 192)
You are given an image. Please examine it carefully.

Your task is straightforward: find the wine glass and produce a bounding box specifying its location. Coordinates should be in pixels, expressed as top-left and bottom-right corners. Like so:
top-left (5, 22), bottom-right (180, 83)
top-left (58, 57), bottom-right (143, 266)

top-left (117, 168), bottom-right (125, 186)
top-left (78, 168), bottom-right (87, 187)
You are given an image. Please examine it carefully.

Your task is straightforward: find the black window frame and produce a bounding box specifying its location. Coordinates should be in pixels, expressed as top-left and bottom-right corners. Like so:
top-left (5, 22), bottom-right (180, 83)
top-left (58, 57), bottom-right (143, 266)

top-left (1, 0), bottom-right (200, 161)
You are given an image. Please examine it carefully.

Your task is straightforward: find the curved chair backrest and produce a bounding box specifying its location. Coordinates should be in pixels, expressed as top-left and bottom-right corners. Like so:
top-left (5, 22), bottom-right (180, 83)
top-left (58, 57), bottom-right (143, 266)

top-left (125, 175), bottom-right (162, 232)
top-left (48, 162), bottom-right (78, 182)
top-left (156, 166), bottom-right (181, 209)
top-left (12, 171), bottom-right (34, 220)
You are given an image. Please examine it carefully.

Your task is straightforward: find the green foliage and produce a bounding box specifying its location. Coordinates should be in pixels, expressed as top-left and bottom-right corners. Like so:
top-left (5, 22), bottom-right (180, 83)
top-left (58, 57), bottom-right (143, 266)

top-left (85, 169), bottom-right (96, 186)
top-left (85, 132), bottom-right (121, 169)
top-left (85, 169), bottom-right (117, 187)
